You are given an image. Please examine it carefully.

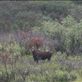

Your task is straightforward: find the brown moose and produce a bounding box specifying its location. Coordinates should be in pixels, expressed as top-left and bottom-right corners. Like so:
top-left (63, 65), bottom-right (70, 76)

top-left (32, 50), bottom-right (52, 63)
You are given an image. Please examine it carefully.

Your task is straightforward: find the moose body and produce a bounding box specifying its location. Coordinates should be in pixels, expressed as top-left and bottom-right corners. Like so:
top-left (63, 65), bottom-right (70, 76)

top-left (32, 50), bottom-right (52, 63)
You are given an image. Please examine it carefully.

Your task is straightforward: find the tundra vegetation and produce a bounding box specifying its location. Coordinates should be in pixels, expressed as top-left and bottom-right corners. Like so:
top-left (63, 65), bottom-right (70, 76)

top-left (0, 1), bottom-right (82, 82)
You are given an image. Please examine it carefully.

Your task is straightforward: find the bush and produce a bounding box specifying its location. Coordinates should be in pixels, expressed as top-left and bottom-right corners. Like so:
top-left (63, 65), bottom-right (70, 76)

top-left (53, 70), bottom-right (77, 82)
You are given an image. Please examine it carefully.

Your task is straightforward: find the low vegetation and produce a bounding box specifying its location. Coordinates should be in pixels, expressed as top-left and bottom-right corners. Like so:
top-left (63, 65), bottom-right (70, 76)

top-left (0, 1), bottom-right (82, 82)
top-left (0, 43), bottom-right (82, 82)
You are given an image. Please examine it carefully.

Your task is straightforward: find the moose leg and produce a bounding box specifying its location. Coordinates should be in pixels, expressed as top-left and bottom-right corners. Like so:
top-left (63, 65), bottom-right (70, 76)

top-left (47, 57), bottom-right (51, 61)
top-left (35, 59), bottom-right (38, 63)
top-left (33, 58), bottom-right (38, 63)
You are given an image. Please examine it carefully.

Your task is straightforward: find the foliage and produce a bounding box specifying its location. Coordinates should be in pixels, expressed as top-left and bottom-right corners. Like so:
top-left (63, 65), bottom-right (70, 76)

top-left (0, 51), bottom-right (79, 82)
top-left (0, 1), bottom-right (82, 82)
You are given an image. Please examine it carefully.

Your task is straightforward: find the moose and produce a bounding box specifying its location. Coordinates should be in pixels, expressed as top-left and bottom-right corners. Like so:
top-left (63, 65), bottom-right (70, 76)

top-left (32, 49), bottom-right (52, 63)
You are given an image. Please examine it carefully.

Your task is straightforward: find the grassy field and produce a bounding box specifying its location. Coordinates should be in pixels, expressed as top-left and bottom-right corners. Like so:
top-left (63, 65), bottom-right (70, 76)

top-left (0, 51), bottom-right (82, 82)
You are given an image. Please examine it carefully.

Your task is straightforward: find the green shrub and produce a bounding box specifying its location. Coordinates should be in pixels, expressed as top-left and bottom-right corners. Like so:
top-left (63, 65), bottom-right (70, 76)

top-left (52, 70), bottom-right (76, 82)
